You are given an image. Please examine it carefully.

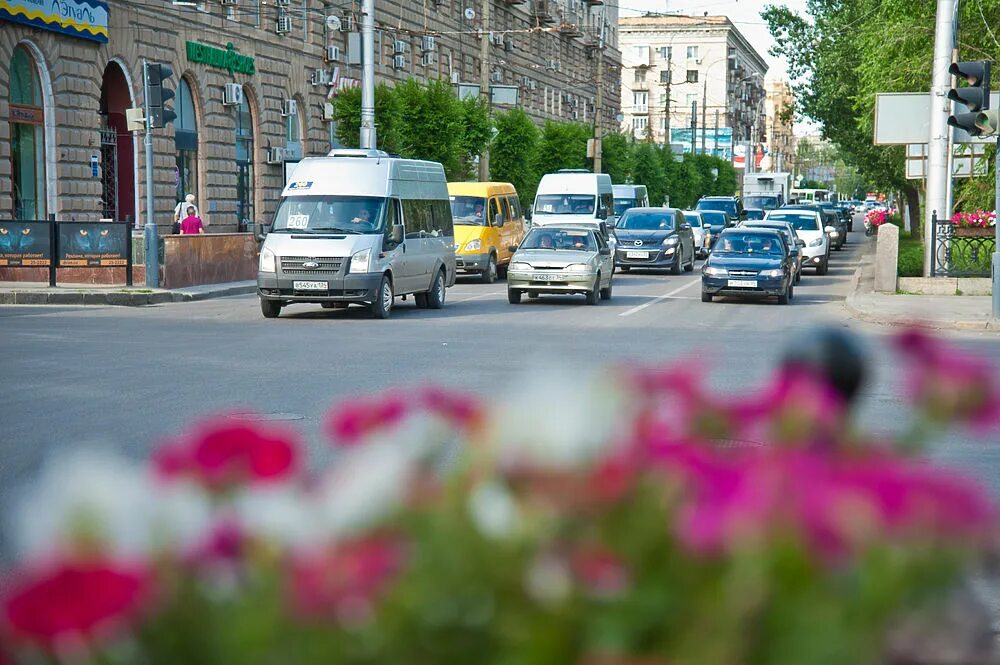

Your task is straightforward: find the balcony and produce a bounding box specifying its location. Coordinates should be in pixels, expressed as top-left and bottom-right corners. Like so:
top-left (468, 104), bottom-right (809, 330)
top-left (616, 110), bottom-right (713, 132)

top-left (503, 0), bottom-right (526, 4)
top-left (532, 0), bottom-right (556, 24)
top-left (584, 0), bottom-right (604, 5)
top-left (558, 22), bottom-right (583, 38)
top-left (579, 27), bottom-right (600, 48)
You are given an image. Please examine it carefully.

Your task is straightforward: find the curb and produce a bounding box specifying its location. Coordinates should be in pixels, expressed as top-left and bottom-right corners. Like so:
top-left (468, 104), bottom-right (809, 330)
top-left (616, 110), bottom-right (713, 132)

top-left (0, 283), bottom-right (256, 307)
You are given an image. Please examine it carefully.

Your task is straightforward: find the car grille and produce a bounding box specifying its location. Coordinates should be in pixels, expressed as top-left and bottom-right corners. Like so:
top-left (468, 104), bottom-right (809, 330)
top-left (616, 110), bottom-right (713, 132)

top-left (728, 270), bottom-right (759, 277)
top-left (531, 265), bottom-right (565, 271)
top-left (280, 256), bottom-right (344, 275)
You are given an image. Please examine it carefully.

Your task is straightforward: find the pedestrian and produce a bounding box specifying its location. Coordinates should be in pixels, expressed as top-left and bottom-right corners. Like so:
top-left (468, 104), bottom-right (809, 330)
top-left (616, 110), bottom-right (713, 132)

top-left (179, 206), bottom-right (205, 235)
top-left (173, 194), bottom-right (198, 234)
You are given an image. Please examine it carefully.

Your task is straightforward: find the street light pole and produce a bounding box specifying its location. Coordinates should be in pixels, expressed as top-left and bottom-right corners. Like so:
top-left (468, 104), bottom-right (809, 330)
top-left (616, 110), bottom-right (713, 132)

top-left (593, 10), bottom-right (605, 173)
top-left (478, 0), bottom-right (491, 180)
top-left (359, 0), bottom-right (376, 149)
top-left (924, 0), bottom-right (957, 276)
top-left (993, 136), bottom-right (1000, 318)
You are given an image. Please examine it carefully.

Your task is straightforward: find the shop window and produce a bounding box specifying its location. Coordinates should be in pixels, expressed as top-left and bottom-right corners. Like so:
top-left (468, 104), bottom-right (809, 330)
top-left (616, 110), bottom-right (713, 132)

top-left (9, 45), bottom-right (45, 220)
top-left (175, 78), bottom-right (198, 208)
top-left (235, 95), bottom-right (255, 230)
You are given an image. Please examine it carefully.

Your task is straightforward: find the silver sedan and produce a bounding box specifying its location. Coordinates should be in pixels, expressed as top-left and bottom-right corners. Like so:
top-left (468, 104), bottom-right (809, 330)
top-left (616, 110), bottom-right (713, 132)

top-left (507, 226), bottom-right (614, 305)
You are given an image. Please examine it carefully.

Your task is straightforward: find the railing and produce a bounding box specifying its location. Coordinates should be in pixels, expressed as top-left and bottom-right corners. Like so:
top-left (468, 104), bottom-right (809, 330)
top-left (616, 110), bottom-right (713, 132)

top-left (931, 211), bottom-right (996, 278)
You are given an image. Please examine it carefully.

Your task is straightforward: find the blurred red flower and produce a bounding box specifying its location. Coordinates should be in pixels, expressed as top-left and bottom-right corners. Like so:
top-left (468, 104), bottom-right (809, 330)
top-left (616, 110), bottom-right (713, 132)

top-left (325, 392), bottom-right (409, 445)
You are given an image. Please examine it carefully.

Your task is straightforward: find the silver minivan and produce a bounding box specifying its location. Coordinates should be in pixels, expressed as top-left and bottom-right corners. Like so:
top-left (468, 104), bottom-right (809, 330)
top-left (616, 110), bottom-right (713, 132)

top-left (256, 150), bottom-right (457, 319)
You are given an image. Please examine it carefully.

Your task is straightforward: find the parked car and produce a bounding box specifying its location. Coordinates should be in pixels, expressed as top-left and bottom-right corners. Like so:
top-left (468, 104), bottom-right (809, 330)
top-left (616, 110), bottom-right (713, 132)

top-left (696, 195), bottom-right (746, 221)
top-left (701, 228), bottom-right (795, 305)
top-left (257, 149), bottom-right (456, 320)
top-left (507, 225), bottom-right (614, 305)
top-left (449, 181), bottom-right (526, 283)
top-left (738, 219), bottom-right (805, 284)
top-left (682, 210), bottom-right (713, 258)
top-left (699, 210), bottom-right (734, 245)
top-left (764, 208), bottom-right (830, 275)
top-left (612, 207), bottom-right (696, 274)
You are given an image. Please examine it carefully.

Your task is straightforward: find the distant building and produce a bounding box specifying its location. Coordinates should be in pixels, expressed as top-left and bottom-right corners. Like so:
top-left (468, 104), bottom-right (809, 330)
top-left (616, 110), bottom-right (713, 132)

top-left (763, 79), bottom-right (796, 173)
top-left (618, 14), bottom-right (768, 160)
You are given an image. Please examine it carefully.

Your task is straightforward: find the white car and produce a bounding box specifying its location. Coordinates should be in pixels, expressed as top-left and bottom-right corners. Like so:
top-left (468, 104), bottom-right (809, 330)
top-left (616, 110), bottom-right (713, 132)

top-left (763, 209), bottom-right (830, 275)
top-left (682, 210), bottom-right (712, 259)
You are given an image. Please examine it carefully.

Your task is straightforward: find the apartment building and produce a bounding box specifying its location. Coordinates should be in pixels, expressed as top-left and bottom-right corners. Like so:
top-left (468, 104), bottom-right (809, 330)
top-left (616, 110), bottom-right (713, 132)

top-left (618, 14), bottom-right (767, 160)
top-left (0, 0), bottom-right (621, 229)
top-left (763, 78), bottom-right (796, 173)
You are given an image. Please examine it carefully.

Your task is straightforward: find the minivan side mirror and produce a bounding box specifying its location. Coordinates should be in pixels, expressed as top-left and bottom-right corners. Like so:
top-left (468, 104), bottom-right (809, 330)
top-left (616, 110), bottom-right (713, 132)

top-left (391, 223), bottom-right (404, 244)
top-left (253, 222), bottom-right (271, 242)
top-left (494, 214), bottom-right (505, 227)
top-left (508, 244), bottom-right (519, 253)
top-left (524, 206), bottom-right (533, 220)
top-left (599, 221), bottom-right (609, 238)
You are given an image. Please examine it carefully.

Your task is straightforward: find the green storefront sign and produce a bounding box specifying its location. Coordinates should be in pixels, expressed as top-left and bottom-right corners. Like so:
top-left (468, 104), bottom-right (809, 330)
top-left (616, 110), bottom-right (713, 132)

top-left (186, 41), bottom-right (256, 76)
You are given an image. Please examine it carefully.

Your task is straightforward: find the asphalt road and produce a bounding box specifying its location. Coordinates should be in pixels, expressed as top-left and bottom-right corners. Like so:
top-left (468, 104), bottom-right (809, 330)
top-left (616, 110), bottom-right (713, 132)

top-left (2, 227), bottom-right (1000, 523)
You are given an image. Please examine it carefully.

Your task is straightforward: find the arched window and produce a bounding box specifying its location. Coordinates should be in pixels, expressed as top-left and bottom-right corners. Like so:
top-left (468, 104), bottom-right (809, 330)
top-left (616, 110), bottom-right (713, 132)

top-left (285, 96), bottom-right (303, 161)
top-left (9, 45), bottom-right (45, 220)
top-left (175, 78), bottom-right (198, 207)
top-left (235, 94), bottom-right (254, 230)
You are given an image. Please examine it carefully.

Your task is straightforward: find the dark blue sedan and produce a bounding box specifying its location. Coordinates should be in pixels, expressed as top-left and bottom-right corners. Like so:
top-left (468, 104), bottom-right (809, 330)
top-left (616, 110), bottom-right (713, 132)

top-left (701, 228), bottom-right (795, 304)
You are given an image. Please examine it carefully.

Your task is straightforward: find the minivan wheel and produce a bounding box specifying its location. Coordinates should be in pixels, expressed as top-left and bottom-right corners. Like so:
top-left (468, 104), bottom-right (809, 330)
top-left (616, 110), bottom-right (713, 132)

top-left (480, 255), bottom-right (497, 284)
top-left (427, 269), bottom-right (446, 309)
top-left (371, 275), bottom-right (393, 319)
top-left (260, 298), bottom-right (282, 319)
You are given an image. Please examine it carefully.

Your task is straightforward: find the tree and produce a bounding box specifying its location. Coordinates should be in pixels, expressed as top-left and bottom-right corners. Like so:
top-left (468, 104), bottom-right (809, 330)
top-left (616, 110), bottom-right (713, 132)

top-left (395, 78), bottom-right (465, 178)
top-left (601, 132), bottom-right (633, 185)
top-left (458, 96), bottom-right (493, 180)
top-left (631, 143), bottom-right (666, 206)
top-left (491, 109), bottom-right (541, 204)
top-left (332, 84), bottom-right (401, 154)
top-left (534, 121), bottom-right (591, 177)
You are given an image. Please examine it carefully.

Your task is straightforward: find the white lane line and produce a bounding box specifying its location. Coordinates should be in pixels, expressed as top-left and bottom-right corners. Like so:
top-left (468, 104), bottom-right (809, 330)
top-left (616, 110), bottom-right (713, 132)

top-left (618, 277), bottom-right (701, 317)
top-left (451, 290), bottom-right (504, 303)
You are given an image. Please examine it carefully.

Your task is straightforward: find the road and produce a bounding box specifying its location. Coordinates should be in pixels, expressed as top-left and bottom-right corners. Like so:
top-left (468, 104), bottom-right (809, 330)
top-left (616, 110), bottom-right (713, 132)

top-left (2, 228), bottom-right (1000, 521)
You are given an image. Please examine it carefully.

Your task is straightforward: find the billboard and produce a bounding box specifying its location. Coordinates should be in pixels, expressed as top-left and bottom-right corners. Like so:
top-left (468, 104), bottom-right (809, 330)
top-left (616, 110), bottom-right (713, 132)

top-left (0, 221), bottom-right (50, 267)
top-left (58, 222), bottom-right (128, 267)
top-left (669, 127), bottom-right (733, 159)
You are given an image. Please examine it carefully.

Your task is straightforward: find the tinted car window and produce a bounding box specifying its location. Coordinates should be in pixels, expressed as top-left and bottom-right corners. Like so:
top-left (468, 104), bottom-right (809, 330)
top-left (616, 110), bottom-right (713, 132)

top-left (715, 232), bottom-right (785, 256)
top-left (521, 228), bottom-right (596, 251)
top-left (700, 211), bottom-right (729, 229)
top-left (696, 199), bottom-right (738, 217)
top-left (618, 211), bottom-right (676, 230)
top-left (766, 212), bottom-right (821, 231)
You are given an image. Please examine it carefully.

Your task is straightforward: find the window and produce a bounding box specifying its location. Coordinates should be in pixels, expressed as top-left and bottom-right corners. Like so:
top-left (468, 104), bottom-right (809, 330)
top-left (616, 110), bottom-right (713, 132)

top-left (235, 94), bottom-right (254, 229)
top-left (659, 117), bottom-right (667, 131)
top-left (507, 196), bottom-right (522, 221)
top-left (633, 91), bottom-right (648, 112)
top-left (499, 198), bottom-right (513, 226)
top-left (432, 200), bottom-right (454, 237)
top-left (9, 45), bottom-right (45, 220)
top-left (632, 117), bottom-right (648, 132)
top-left (489, 197), bottom-right (501, 226)
top-left (686, 70), bottom-right (698, 83)
top-left (175, 78), bottom-right (198, 208)
top-left (659, 70), bottom-right (671, 84)
top-left (633, 45), bottom-right (649, 63)
top-left (634, 69), bottom-right (646, 83)
top-left (659, 93), bottom-right (667, 105)
top-left (658, 46), bottom-right (671, 60)
top-left (402, 199), bottom-right (432, 237)
top-left (687, 45), bottom-right (699, 60)
top-left (252, 0), bottom-right (260, 27)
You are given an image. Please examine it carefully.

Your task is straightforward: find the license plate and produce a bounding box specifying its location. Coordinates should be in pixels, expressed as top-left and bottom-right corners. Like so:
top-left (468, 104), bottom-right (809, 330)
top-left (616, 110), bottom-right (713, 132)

top-left (727, 279), bottom-right (757, 288)
top-left (293, 280), bottom-right (328, 290)
top-left (533, 274), bottom-right (562, 282)
top-left (626, 251), bottom-right (649, 259)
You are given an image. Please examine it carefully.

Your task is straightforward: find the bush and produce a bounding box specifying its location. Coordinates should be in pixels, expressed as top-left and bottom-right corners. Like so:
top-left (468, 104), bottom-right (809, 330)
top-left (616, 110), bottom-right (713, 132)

top-left (897, 236), bottom-right (924, 277)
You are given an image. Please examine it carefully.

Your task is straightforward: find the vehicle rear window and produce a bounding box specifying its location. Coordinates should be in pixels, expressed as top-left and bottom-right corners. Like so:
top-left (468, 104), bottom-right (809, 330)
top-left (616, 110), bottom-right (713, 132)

top-left (766, 213), bottom-right (820, 231)
top-left (697, 199), bottom-right (737, 216)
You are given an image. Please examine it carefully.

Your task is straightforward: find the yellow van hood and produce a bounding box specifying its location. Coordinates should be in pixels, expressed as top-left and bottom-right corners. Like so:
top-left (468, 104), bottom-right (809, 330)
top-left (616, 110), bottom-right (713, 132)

top-left (454, 223), bottom-right (488, 252)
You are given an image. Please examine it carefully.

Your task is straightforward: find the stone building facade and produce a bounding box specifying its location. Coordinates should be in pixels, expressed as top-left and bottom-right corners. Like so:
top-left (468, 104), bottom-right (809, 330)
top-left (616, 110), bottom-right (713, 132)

top-left (763, 78), bottom-right (796, 174)
top-left (0, 0), bottom-right (621, 232)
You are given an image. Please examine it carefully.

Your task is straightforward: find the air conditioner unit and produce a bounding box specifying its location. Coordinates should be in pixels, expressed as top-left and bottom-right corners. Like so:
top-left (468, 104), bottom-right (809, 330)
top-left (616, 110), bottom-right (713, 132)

top-left (311, 68), bottom-right (330, 86)
top-left (322, 102), bottom-right (335, 121)
top-left (220, 0), bottom-right (237, 5)
top-left (281, 99), bottom-right (298, 116)
top-left (393, 54), bottom-right (407, 70)
top-left (491, 70), bottom-right (503, 83)
top-left (393, 39), bottom-right (408, 54)
top-left (266, 146), bottom-right (286, 164)
top-left (504, 36), bottom-right (513, 52)
top-left (327, 45), bottom-right (340, 62)
top-left (223, 83), bottom-right (243, 106)
top-left (275, 0), bottom-right (289, 5)
top-left (340, 9), bottom-right (354, 31)
top-left (275, 15), bottom-right (292, 33)
top-left (421, 36), bottom-right (436, 52)
top-left (421, 52), bottom-right (436, 66)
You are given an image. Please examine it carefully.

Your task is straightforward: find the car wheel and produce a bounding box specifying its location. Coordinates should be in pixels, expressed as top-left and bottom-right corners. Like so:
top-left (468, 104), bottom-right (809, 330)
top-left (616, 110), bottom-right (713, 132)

top-left (778, 285), bottom-right (790, 305)
top-left (586, 275), bottom-right (601, 305)
top-left (497, 263), bottom-right (508, 279)
top-left (683, 247), bottom-right (695, 272)
top-left (600, 275), bottom-right (613, 300)
top-left (427, 269), bottom-right (446, 309)
top-left (260, 298), bottom-right (282, 319)
top-left (507, 288), bottom-right (522, 304)
top-left (817, 258), bottom-right (829, 276)
top-left (528, 291), bottom-right (540, 299)
top-left (788, 284), bottom-right (794, 300)
top-left (701, 290), bottom-right (713, 303)
top-left (370, 274), bottom-right (393, 319)
top-left (480, 254), bottom-right (497, 284)
top-left (795, 270), bottom-right (802, 284)
top-left (670, 253), bottom-right (682, 275)
top-left (619, 265), bottom-right (631, 273)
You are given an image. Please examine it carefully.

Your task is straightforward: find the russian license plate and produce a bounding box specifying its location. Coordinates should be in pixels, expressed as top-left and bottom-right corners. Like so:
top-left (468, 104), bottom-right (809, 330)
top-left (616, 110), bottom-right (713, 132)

top-left (727, 279), bottom-right (757, 288)
top-left (293, 280), bottom-right (328, 290)
top-left (626, 251), bottom-right (649, 259)
top-left (533, 274), bottom-right (562, 282)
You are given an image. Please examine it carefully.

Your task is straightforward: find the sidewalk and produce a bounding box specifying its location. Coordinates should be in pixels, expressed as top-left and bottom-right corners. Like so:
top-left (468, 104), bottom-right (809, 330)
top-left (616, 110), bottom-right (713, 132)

top-left (844, 241), bottom-right (999, 332)
top-left (0, 280), bottom-right (256, 306)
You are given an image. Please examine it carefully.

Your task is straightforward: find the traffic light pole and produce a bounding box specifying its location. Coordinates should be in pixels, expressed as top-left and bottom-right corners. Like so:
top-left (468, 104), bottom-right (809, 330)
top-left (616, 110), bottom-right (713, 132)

top-left (993, 136), bottom-right (999, 318)
top-left (925, 0), bottom-right (956, 277)
top-left (142, 59), bottom-right (159, 288)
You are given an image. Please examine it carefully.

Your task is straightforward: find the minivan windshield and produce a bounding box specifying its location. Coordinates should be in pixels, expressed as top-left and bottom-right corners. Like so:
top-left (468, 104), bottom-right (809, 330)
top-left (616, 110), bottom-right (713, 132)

top-left (450, 196), bottom-right (488, 226)
top-left (535, 195), bottom-right (595, 215)
top-left (617, 211), bottom-right (675, 231)
top-left (744, 195), bottom-right (779, 210)
top-left (271, 196), bottom-right (386, 234)
top-left (614, 198), bottom-right (638, 217)
top-left (766, 212), bottom-right (821, 231)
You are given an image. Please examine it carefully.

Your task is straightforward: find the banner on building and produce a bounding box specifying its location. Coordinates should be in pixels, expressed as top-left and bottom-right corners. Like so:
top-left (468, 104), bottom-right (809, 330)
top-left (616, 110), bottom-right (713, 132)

top-left (669, 127), bottom-right (733, 159)
top-left (0, 221), bottom-right (50, 267)
top-left (0, 0), bottom-right (109, 43)
top-left (57, 222), bottom-right (128, 267)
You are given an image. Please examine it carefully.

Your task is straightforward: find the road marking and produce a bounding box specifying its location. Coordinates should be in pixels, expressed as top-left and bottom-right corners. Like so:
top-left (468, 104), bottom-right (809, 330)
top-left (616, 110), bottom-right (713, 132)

top-left (451, 291), bottom-right (502, 303)
top-left (618, 277), bottom-right (701, 317)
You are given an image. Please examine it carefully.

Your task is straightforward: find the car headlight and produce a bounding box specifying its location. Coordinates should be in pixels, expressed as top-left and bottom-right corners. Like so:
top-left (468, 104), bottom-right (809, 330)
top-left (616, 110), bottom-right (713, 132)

top-left (662, 236), bottom-right (679, 246)
top-left (464, 238), bottom-right (482, 252)
top-left (510, 262), bottom-right (532, 271)
top-left (259, 247), bottom-right (276, 273)
top-left (808, 237), bottom-right (824, 247)
top-left (703, 266), bottom-right (728, 277)
top-left (565, 263), bottom-right (592, 273)
top-left (760, 269), bottom-right (783, 278)
top-left (348, 247), bottom-right (371, 273)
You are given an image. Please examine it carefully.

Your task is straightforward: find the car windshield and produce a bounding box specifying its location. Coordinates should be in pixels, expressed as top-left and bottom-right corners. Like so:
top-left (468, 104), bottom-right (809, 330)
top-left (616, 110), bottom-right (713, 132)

top-left (617, 211), bottom-right (675, 231)
top-left (745, 209), bottom-right (765, 220)
top-left (744, 196), bottom-right (778, 210)
top-left (715, 233), bottom-right (785, 256)
top-left (697, 199), bottom-right (737, 216)
top-left (614, 198), bottom-right (637, 217)
top-left (450, 196), bottom-right (488, 226)
top-left (521, 228), bottom-right (596, 251)
top-left (271, 196), bottom-right (386, 233)
top-left (766, 213), bottom-right (821, 231)
top-left (535, 195), bottom-right (596, 215)
top-left (701, 212), bottom-right (728, 227)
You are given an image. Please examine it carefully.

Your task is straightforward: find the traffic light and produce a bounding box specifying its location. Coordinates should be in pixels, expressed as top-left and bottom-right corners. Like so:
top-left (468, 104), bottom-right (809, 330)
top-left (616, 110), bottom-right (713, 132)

top-left (947, 60), bottom-right (997, 137)
top-left (145, 62), bottom-right (177, 129)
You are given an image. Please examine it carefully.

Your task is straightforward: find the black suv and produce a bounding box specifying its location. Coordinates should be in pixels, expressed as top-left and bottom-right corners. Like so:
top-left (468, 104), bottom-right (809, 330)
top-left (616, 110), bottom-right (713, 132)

top-left (696, 196), bottom-right (746, 222)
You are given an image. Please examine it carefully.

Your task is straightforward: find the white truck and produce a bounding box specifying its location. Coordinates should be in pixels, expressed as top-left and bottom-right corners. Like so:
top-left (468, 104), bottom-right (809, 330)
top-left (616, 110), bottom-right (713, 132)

top-left (743, 172), bottom-right (792, 210)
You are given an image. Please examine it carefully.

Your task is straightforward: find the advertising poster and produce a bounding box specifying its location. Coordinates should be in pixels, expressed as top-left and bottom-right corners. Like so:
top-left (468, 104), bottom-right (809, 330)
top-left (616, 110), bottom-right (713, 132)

top-left (0, 221), bottom-right (50, 266)
top-left (669, 127), bottom-right (733, 159)
top-left (57, 222), bottom-right (128, 267)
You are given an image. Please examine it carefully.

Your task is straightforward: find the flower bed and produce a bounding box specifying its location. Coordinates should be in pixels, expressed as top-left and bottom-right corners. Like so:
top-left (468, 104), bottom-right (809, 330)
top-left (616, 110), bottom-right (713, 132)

top-left (1, 329), bottom-right (999, 665)
top-left (951, 209), bottom-right (997, 229)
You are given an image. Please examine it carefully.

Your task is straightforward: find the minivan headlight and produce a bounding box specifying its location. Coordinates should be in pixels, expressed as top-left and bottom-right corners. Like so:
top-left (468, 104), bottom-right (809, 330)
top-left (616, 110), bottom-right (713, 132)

top-left (259, 247), bottom-right (276, 273)
top-left (349, 247), bottom-right (372, 273)
top-left (464, 239), bottom-right (482, 252)
top-left (808, 237), bottom-right (824, 247)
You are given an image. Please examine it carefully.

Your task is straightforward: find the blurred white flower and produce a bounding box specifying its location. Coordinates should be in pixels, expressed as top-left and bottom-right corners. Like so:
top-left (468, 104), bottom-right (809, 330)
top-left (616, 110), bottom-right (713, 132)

top-left (468, 480), bottom-right (521, 540)
top-left (233, 486), bottom-right (320, 549)
top-left (524, 552), bottom-right (572, 605)
top-left (148, 480), bottom-right (215, 555)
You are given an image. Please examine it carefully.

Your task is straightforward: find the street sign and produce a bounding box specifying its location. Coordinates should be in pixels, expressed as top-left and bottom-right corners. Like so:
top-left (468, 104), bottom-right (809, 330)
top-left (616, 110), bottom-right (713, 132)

top-left (904, 142), bottom-right (990, 179)
top-left (874, 92), bottom-right (1000, 145)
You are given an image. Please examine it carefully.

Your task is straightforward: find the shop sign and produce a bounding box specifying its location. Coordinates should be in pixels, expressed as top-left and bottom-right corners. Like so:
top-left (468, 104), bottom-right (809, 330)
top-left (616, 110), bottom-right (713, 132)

top-left (186, 41), bottom-right (256, 76)
top-left (0, 0), bottom-right (109, 43)
top-left (0, 221), bottom-right (50, 267)
top-left (9, 104), bottom-right (43, 125)
top-left (57, 222), bottom-right (128, 267)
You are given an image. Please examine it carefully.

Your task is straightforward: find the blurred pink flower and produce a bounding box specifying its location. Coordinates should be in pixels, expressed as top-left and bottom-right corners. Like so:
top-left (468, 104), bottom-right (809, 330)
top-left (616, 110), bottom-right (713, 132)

top-left (2, 558), bottom-right (150, 648)
top-left (571, 545), bottom-right (630, 597)
top-left (324, 392), bottom-right (409, 445)
top-left (419, 386), bottom-right (484, 431)
top-left (738, 367), bottom-right (846, 447)
top-left (154, 418), bottom-right (299, 489)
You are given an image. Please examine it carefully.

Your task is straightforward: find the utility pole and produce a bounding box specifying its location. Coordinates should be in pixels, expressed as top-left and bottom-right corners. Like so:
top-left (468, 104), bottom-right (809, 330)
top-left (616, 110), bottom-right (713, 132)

top-left (713, 109), bottom-right (719, 158)
top-left (701, 78), bottom-right (707, 155)
top-left (662, 53), bottom-right (672, 145)
top-left (478, 0), bottom-right (491, 181)
top-left (360, 0), bottom-right (376, 149)
top-left (593, 9), bottom-right (605, 173)
top-left (691, 100), bottom-right (697, 154)
top-left (141, 60), bottom-right (158, 288)
top-left (924, 0), bottom-right (957, 276)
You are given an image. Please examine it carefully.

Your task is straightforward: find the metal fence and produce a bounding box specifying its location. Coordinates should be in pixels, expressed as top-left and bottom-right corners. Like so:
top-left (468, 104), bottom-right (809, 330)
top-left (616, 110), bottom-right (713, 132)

top-left (931, 212), bottom-right (996, 278)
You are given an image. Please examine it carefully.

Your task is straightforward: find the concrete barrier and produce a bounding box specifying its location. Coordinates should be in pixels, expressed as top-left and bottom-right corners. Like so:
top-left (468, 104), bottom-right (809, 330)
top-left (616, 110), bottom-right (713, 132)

top-left (162, 233), bottom-right (257, 289)
top-left (874, 223), bottom-right (899, 293)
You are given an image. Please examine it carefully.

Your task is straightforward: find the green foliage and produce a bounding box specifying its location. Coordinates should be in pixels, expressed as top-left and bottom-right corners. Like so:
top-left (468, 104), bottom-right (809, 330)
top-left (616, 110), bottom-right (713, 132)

top-left (631, 143), bottom-right (666, 206)
top-left (601, 132), bottom-right (634, 185)
top-left (490, 108), bottom-right (541, 203)
top-left (897, 235), bottom-right (924, 277)
top-left (534, 121), bottom-right (592, 176)
top-left (395, 78), bottom-right (465, 178)
top-left (458, 96), bottom-right (493, 180)
top-left (332, 84), bottom-right (401, 154)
